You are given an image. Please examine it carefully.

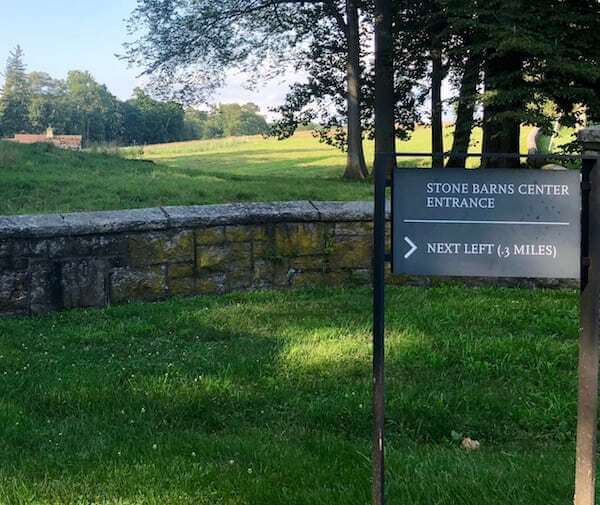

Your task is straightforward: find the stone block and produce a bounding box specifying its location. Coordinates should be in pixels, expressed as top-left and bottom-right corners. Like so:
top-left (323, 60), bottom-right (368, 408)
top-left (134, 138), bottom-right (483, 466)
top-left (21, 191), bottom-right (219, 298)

top-left (163, 201), bottom-right (319, 228)
top-left (0, 272), bottom-right (29, 314)
top-left (47, 235), bottom-right (128, 258)
top-left (311, 201), bottom-right (390, 222)
top-left (289, 255), bottom-right (327, 271)
top-left (46, 237), bottom-right (72, 258)
top-left (167, 263), bottom-right (196, 296)
top-left (62, 208), bottom-right (168, 235)
top-left (168, 263), bottom-right (195, 279)
top-left (0, 214), bottom-right (68, 239)
top-left (253, 259), bottom-right (291, 288)
top-left (274, 223), bottom-right (326, 257)
top-left (224, 224), bottom-right (268, 242)
top-left (0, 239), bottom-right (13, 257)
top-left (197, 272), bottom-right (226, 294)
top-left (253, 240), bottom-right (276, 260)
top-left (196, 244), bottom-right (229, 270)
top-left (196, 242), bottom-right (251, 271)
top-left (225, 225), bottom-right (254, 242)
top-left (128, 230), bottom-right (194, 266)
top-left (169, 277), bottom-right (197, 296)
top-left (110, 267), bottom-right (166, 304)
top-left (329, 235), bottom-right (371, 270)
top-left (13, 239), bottom-right (48, 258)
top-left (61, 259), bottom-right (108, 309)
top-left (197, 227), bottom-right (226, 245)
top-left (0, 256), bottom-right (28, 273)
top-left (225, 269), bottom-right (254, 291)
top-left (335, 222), bottom-right (373, 237)
top-left (30, 261), bottom-right (63, 314)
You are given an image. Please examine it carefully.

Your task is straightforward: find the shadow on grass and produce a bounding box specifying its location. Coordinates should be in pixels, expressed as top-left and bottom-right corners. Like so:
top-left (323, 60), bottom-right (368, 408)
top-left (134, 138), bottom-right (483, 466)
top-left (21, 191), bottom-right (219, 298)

top-left (0, 286), bottom-right (580, 504)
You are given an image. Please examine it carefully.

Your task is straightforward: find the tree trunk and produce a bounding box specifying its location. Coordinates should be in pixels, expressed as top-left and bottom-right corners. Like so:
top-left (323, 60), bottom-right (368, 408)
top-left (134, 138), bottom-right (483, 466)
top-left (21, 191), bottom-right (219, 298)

top-left (481, 51), bottom-right (523, 168)
top-left (343, 0), bottom-right (369, 180)
top-left (447, 52), bottom-right (481, 168)
top-left (431, 47), bottom-right (444, 168)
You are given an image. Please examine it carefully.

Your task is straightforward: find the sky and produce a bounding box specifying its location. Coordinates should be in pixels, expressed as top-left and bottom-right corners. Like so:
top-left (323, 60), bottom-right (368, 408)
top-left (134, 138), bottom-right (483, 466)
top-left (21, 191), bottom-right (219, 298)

top-left (0, 1), bottom-right (291, 116)
top-left (0, 1), bottom-right (451, 121)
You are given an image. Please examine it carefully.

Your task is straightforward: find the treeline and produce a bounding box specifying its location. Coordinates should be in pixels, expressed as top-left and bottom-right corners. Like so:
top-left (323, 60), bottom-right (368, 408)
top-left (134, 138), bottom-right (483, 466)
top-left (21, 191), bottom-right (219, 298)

top-left (125, 0), bottom-right (600, 178)
top-left (0, 47), bottom-right (269, 146)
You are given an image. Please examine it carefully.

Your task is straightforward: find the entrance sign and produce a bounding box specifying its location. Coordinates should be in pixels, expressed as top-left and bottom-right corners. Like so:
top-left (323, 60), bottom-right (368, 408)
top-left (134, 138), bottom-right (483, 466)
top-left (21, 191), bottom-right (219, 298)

top-left (392, 168), bottom-right (581, 278)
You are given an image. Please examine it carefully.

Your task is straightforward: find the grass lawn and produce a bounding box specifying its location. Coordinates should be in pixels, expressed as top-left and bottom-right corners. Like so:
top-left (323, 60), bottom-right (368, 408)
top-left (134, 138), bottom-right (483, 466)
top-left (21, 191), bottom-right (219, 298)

top-left (0, 127), bottom-right (536, 216)
top-left (0, 285), bottom-right (580, 504)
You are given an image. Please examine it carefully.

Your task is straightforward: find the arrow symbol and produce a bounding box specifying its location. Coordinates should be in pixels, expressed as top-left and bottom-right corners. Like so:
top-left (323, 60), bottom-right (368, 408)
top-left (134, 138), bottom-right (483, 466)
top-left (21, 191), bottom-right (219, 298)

top-left (404, 236), bottom-right (418, 259)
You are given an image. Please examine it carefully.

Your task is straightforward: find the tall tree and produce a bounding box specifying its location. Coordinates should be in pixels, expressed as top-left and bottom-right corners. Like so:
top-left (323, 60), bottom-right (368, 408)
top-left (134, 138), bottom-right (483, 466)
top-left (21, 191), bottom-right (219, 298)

top-left (123, 88), bottom-right (185, 145)
top-left (124, 0), bottom-right (375, 179)
top-left (0, 46), bottom-right (31, 136)
top-left (394, 0), bottom-right (449, 166)
top-left (28, 72), bottom-right (66, 133)
top-left (428, 1), bottom-right (447, 168)
top-left (343, 0), bottom-right (368, 178)
top-left (480, 50), bottom-right (524, 168)
top-left (62, 71), bottom-right (122, 144)
top-left (445, 50), bottom-right (481, 168)
top-left (442, 0), bottom-right (600, 167)
top-left (441, 0), bottom-right (482, 168)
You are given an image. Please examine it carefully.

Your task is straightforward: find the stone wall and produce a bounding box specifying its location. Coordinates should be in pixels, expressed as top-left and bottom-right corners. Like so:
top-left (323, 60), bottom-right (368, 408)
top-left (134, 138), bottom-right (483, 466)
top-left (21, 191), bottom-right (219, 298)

top-left (0, 201), bottom-right (386, 316)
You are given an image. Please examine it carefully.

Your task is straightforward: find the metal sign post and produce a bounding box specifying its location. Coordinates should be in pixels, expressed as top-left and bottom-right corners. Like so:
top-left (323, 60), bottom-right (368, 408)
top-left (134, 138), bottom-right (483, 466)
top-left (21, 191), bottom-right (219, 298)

top-left (371, 130), bottom-right (600, 505)
top-left (372, 1), bottom-right (396, 504)
top-left (574, 128), bottom-right (600, 505)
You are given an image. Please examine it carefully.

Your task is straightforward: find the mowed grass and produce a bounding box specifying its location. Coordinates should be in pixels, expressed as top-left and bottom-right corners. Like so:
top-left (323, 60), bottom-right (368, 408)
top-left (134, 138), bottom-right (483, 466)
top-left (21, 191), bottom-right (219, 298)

top-left (0, 127), bottom-right (535, 216)
top-left (0, 285), bottom-right (581, 504)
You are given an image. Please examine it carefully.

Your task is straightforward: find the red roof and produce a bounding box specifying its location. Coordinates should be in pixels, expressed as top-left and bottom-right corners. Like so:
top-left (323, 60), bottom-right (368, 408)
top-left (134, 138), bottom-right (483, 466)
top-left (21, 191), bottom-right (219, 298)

top-left (10, 134), bottom-right (82, 148)
top-left (13, 134), bottom-right (48, 144)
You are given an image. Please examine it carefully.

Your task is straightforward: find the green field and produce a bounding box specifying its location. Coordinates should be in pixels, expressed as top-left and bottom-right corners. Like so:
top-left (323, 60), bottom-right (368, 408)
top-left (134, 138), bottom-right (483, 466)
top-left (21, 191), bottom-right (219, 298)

top-left (0, 127), bottom-right (536, 216)
top-left (0, 285), bottom-right (579, 504)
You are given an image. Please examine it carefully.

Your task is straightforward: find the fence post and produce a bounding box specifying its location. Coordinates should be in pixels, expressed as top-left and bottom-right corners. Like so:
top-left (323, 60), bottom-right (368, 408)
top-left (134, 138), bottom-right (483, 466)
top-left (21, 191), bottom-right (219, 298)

top-left (575, 126), bottom-right (600, 505)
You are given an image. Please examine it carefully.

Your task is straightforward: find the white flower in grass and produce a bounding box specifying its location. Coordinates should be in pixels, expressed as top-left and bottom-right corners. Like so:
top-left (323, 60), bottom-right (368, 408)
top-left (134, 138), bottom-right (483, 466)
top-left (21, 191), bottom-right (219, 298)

top-left (229, 460), bottom-right (235, 465)
top-left (152, 444), bottom-right (157, 450)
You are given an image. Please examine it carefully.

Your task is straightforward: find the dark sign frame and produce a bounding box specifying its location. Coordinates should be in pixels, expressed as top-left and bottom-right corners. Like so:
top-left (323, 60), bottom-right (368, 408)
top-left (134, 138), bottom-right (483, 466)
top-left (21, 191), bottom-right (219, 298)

top-left (390, 167), bottom-right (581, 279)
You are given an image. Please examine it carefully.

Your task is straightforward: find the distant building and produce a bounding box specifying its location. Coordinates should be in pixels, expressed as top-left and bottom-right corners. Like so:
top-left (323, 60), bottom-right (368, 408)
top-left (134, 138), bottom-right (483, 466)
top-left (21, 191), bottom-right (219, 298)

top-left (5, 128), bottom-right (82, 150)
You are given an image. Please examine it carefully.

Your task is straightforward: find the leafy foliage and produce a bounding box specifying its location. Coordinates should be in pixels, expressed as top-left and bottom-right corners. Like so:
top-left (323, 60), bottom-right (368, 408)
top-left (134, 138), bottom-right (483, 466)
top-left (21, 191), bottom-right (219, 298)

top-left (0, 48), bottom-right (269, 146)
top-left (0, 46), bottom-right (31, 136)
